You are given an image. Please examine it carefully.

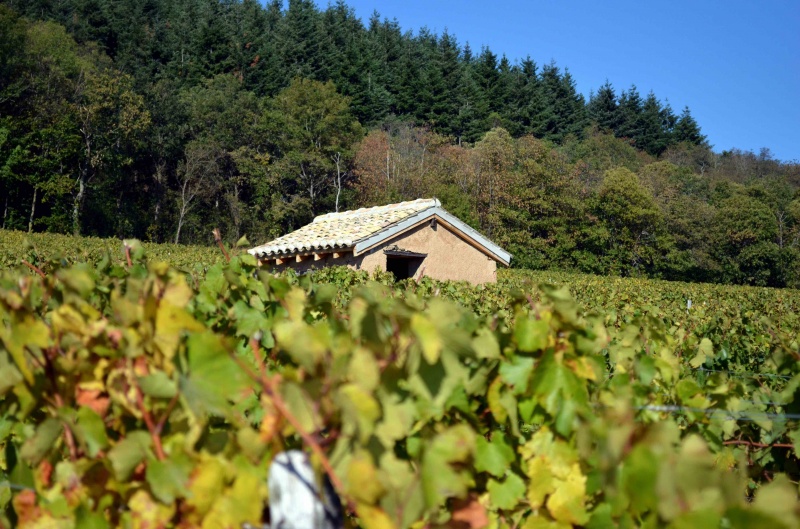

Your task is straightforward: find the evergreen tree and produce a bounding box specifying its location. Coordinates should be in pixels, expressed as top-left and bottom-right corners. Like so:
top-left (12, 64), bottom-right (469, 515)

top-left (454, 43), bottom-right (489, 143)
top-left (193, 0), bottom-right (237, 78)
top-left (425, 30), bottom-right (462, 136)
top-left (616, 85), bottom-right (644, 142)
top-left (513, 57), bottom-right (549, 138)
top-left (277, 0), bottom-right (324, 80)
top-left (557, 69), bottom-right (588, 138)
top-left (320, 1), bottom-right (381, 123)
top-left (531, 63), bottom-right (560, 139)
top-left (103, 0), bottom-right (164, 86)
top-left (159, 0), bottom-right (205, 85)
top-left (474, 47), bottom-right (501, 113)
top-left (587, 80), bottom-right (619, 133)
top-left (502, 60), bottom-right (526, 136)
top-left (674, 106), bottom-right (707, 146)
top-left (392, 32), bottom-right (427, 118)
top-left (0, 5), bottom-right (26, 99)
top-left (410, 27), bottom-right (439, 123)
top-left (494, 55), bottom-right (514, 124)
top-left (367, 12), bottom-right (403, 110)
top-left (252, 0), bottom-right (290, 95)
top-left (226, 0), bottom-right (276, 95)
top-left (638, 91), bottom-right (669, 155)
top-left (351, 12), bottom-right (395, 124)
top-left (660, 100), bottom-right (677, 136)
top-left (537, 64), bottom-right (585, 142)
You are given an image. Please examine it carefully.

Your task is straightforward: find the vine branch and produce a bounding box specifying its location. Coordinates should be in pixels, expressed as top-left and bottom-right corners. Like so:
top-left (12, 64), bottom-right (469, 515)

top-left (213, 228), bottom-right (230, 262)
top-left (129, 363), bottom-right (166, 460)
top-left (231, 349), bottom-right (354, 513)
top-left (723, 439), bottom-right (794, 449)
top-left (22, 259), bottom-right (46, 280)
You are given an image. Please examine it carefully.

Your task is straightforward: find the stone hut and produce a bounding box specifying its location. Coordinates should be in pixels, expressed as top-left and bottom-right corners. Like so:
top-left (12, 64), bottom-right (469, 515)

top-left (248, 199), bottom-right (511, 284)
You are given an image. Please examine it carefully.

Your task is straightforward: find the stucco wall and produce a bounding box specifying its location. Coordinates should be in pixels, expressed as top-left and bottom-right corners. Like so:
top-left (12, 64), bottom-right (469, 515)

top-left (368, 221), bottom-right (497, 284)
top-left (267, 219), bottom-right (500, 284)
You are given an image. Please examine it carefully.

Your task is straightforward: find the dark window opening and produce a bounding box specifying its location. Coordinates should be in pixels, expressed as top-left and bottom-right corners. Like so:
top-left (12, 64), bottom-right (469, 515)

top-left (386, 255), bottom-right (424, 280)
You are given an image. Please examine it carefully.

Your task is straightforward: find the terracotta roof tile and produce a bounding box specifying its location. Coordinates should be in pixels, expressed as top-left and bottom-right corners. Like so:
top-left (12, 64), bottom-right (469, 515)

top-left (248, 198), bottom-right (438, 257)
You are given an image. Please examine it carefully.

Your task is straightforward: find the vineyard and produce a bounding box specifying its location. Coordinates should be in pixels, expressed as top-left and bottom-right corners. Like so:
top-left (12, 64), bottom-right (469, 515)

top-left (0, 230), bottom-right (224, 272)
top-left (2, 231), bottom-right (800, 528)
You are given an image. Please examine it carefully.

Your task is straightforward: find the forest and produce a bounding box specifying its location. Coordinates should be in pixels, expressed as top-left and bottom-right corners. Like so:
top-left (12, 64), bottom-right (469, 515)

top-left (1, 0), bottom-right (799, 287)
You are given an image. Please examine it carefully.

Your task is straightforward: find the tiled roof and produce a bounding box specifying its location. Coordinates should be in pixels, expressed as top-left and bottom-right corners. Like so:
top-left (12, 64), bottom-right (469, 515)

top-left (248, 199), bottom-right (439, 257)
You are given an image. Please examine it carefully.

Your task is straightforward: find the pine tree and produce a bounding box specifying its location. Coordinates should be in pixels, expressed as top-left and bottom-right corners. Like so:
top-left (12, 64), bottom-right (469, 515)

top-left (638, 92), bottom-right (668, 155)
top-left (474, 47), bottom-right (501, 113)
top-left (558, 69), bottom-right (588, 138)
top-left (616, 85), bottom-right (644, 142)
top-left (319, 1), bottom-right (377, 122)
top-left (193, 0), bottom-right (237, 78)
top-left (495, 55), bottom-right (514, 122)
top-left (159, 0), bottom-right (204, 85)
top-left (0, 5), bottom-right (26, 99)
top-left (674, 106), bottom-right (707, 146)
top-left (411, 27), bottom-right (439, 123)
top-left (512, 57), bottom-right (549, 137)
top-left (393, 33), bottom-right (427, 118)
top-left (255, 0), bottom-right (288, 95)
top-left (537, 63), bottom-right (585, 142)
top-left (454, 43), bottom-right (490, 143)
top-left (425, 31), bottom-right (462, 136)
top-left (226, 0), bottom-right (276, 96)
top-left (588, 80), bottom-right (619, 133)
top-left (352, 12), bottom-right (396, 124)
top-left (531, 63), bottom-right (560, 139)
top-left (277, 0), bottom-right (324, 80)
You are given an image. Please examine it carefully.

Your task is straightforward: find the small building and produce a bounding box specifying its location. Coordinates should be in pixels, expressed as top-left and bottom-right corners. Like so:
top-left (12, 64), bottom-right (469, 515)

top-left (248, 199), bottom-right (511, 284)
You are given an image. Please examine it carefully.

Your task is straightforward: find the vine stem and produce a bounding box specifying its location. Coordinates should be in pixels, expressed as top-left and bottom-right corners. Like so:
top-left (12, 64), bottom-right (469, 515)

top-left (41, 345), bottom-right (78, 461)
top-left (723, 440), bottom-right (794, 449)
top-left (156, 393), bottom-right (180, 434)
top-left (53, 393), bottom-right (79, 461)
top-left (212, 228), bottom-right (230, 262)
top-left (22, 259), bottom-right (46, 280)
top-left (22, 259), bottom-right (53, 308)
top-left (231, 349), bottom-right (354, 513)
top-left (130, 362), bottom-right (166, 460)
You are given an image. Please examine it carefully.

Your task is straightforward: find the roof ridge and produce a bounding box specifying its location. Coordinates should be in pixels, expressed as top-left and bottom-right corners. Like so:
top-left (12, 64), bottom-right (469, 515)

top-left (312, 198), bottom-right (438, 223)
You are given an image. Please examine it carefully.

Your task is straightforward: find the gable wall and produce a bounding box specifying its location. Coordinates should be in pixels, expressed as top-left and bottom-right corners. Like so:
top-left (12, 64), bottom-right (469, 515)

top-left (367, 221), bottom-right (497, 284)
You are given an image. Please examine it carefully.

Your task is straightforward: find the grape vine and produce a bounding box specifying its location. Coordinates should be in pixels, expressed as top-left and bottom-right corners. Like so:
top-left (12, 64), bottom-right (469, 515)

top-left (1, 244), bottom-right (800, 528)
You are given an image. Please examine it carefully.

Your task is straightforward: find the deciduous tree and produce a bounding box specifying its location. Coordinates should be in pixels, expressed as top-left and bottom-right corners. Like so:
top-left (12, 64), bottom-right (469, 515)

top-left (264, 78), bottom-right (362, 216)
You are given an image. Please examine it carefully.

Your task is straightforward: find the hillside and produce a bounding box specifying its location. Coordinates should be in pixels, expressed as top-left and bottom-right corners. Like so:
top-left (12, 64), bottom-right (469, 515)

top-left (0, 1), bottom-right (798, 288)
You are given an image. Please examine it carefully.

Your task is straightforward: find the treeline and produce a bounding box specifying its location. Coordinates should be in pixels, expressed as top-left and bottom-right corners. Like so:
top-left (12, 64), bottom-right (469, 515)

top-left (355, 125), bottom-right (800, 287)
top-left (2, 0), bottom-right (702, 150)
top-left (1, 0), bottom-right (799, 287)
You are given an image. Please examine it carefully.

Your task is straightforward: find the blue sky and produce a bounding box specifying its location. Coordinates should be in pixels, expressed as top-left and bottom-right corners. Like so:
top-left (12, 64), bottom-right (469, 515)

top-left (313, 0), bottom-right (800, 162)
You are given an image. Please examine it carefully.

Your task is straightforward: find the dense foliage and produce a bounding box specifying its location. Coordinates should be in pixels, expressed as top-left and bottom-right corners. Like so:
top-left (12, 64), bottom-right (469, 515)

top-left (1, 0), bottom-right (799, 288)
top-left (3, 245), bottom-right (800, 528)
